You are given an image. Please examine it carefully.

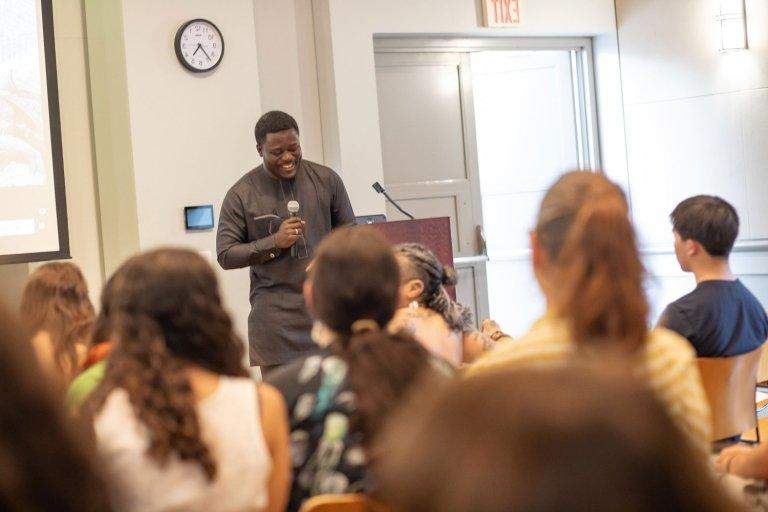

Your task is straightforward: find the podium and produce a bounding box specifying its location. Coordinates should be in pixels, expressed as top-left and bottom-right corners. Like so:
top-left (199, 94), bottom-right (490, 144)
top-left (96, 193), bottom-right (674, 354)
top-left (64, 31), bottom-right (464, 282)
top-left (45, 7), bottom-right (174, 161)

top-left (367, 217), bottom-right (456, 299)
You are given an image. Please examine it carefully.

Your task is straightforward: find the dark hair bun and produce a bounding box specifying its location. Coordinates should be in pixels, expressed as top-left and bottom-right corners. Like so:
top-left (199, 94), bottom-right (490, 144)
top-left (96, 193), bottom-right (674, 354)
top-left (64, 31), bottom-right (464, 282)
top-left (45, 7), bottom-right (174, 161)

top-left (441, 266), bottom-right (457, 287)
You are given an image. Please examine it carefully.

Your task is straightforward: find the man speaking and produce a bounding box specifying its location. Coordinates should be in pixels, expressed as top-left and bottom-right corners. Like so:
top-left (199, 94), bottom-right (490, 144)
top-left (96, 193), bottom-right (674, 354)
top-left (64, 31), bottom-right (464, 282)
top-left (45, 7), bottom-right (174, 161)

top-left (217, 111), bottom-right (355, 372)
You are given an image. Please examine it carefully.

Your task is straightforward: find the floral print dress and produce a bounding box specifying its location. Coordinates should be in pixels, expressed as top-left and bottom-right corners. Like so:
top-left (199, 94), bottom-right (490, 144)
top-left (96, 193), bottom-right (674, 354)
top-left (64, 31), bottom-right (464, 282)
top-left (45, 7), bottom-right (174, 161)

top-left (266, 350), bottom-right (368, 512)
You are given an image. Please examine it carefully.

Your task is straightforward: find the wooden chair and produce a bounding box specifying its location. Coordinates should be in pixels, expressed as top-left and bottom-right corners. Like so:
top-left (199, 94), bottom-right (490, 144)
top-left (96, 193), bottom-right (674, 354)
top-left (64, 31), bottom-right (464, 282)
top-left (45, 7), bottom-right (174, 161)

top-left (697, 344), bottom-right (764, 444)
top-left (299, 494), bottom-right (390, 512)
top-left (756, 341), bottom-right (768, 385)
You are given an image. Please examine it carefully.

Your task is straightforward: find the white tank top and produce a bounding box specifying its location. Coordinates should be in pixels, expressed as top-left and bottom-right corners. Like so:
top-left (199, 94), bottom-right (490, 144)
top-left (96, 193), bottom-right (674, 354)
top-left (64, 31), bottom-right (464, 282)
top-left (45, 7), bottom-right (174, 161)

top-left (95, 376), bottom-right (271, 512)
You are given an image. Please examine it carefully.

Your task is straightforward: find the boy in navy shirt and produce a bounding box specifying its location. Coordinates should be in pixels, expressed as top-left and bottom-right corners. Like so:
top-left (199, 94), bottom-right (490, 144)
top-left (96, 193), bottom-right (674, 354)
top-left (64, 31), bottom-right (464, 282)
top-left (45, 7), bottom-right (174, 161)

top-left (659, 195), bottom-right (767, 357)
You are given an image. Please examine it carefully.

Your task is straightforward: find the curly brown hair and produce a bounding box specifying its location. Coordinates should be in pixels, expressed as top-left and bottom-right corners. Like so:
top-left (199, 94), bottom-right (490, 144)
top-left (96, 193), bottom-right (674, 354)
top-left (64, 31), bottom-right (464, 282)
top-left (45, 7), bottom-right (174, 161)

top-left (20, 262), bottom-right (95, 382)
top-left (91, 248), bottom-right (248, 480)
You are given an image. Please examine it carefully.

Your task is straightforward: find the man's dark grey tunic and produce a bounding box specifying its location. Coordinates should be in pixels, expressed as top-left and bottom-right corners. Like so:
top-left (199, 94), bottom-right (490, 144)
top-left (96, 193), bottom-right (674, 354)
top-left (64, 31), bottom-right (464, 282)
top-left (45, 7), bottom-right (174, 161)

top-left (216, 160), bottom-right (355, 366)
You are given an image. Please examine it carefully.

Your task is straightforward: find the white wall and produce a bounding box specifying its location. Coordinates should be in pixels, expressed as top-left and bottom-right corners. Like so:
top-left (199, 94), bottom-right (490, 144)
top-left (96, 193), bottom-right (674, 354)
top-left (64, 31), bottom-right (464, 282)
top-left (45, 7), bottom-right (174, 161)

top-left (615, 0), bottom-right (768, 318)
top-left (593, 32), bottom-right (630, 194)
top-left (49, 0), bottom-right (104, 301)
top-left (253, 0), bottom-right (324, 163)
top-left (311, 0), bottom-right (617, 216)
top-left (0, 264), bottom-right (30, 312)
top-left (84, 0), bottom-right (140, 279)
top-left (116, 0), bottom-right (262, 335)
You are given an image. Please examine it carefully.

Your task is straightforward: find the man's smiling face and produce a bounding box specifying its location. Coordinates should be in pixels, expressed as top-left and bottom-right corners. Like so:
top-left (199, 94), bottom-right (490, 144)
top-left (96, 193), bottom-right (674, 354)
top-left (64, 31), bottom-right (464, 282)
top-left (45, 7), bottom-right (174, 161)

top-left (258, 128), bottom-right (302, 180)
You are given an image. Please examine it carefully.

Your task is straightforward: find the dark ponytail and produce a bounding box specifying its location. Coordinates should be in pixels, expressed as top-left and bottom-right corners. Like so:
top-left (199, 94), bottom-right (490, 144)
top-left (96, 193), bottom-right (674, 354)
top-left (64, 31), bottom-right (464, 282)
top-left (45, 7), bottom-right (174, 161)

top-left (395, 243), bottom-right (474, 333)
top-left (343, 328), bottom-right (431, 443)
top-left (537, 172), bottom-right (648, 353)
top-left (311, 227), bottom-right (435, 443)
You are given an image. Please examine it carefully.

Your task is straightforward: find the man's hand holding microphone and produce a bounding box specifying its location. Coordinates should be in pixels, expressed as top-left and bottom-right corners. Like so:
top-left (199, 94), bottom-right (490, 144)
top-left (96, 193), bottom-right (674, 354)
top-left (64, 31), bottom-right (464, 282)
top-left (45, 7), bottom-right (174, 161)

top-left (274, 217), bottom-right (304, 249)
top-left (275, 201), bottom-right (304, 258)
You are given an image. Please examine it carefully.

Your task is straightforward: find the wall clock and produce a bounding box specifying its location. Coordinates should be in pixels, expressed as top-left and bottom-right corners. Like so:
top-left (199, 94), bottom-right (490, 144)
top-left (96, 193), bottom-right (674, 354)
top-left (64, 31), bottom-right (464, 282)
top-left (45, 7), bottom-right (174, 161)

top-left (174, 19), bottom-right (224, 73)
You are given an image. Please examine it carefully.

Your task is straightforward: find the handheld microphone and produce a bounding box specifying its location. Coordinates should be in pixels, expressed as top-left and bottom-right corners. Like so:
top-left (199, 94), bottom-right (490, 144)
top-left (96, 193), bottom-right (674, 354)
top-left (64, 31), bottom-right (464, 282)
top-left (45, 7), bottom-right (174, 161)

top-left (372, 182), bottom-right (415, 220)
top-left (287, 201), bottom-right (301, 257)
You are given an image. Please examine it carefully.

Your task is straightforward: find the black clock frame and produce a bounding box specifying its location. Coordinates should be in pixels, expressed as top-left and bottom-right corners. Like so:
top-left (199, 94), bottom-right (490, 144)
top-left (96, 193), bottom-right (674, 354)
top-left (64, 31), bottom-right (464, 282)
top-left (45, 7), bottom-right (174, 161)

top-left (174, 18), bottom-right (225, 73)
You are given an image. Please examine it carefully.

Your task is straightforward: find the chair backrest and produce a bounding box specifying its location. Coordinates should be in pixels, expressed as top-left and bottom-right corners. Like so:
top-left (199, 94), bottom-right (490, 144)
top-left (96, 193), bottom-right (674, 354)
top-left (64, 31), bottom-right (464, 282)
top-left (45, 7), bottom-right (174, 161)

top-left (757, 339), bottom-right (768, 382)
top-left (697, 344), bottom-right (764, 441)
top-left (299, 494), bottom-right (391, 512)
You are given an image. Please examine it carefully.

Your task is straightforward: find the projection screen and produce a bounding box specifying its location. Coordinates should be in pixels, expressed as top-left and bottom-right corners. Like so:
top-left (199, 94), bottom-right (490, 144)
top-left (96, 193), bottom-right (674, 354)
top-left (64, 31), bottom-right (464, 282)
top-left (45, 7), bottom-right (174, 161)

top-left (0, 0), bottom-right (69, 264)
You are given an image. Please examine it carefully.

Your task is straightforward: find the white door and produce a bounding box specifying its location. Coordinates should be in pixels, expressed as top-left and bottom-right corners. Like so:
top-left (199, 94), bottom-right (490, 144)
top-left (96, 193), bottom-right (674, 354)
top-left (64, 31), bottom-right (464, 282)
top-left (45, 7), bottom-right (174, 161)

top-left (471, 50), bottom-right (582, 336)
top-left (375, 52), bottom-right (489, 323)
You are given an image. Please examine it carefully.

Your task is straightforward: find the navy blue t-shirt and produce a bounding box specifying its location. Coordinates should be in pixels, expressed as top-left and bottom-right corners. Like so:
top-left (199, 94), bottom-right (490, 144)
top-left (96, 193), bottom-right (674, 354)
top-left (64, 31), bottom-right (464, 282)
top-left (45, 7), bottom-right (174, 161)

top-left (661, 280), bottom-right (768, 357)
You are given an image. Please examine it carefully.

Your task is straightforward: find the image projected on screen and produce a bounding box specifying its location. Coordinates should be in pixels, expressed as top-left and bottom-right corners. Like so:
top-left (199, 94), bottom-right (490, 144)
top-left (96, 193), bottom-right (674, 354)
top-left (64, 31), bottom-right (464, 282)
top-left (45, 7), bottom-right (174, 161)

top-left (0, 0), bottom-right (68, 262)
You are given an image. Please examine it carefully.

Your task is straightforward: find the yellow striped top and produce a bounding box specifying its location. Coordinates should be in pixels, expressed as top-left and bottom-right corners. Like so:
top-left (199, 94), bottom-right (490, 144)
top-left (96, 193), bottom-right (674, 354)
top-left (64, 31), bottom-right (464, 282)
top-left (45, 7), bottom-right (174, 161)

top-left (465, 315), bottom-right (712, 449)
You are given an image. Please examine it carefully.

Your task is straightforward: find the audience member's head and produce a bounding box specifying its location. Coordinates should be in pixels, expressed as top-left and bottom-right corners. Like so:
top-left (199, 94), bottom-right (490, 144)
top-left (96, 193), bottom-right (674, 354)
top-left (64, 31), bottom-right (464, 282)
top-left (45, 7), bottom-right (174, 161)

top-left (20, 262), bottom-right (95, 382)
top-left (670, 195), bottom-right (739, 271)
top-left (306, 226), bottom-right (434, 442)
top-left (92, 248), bottom-right (247, 480)
top-left (394, 243), bottom-right (473, 333)
top-left (532, 171), bottom-right (648, 353)
top-left (0, 305), bottom-right (112, 511)
top-left (310, 226), bottom-right (399, 335)
top-left (376, 365), bottom-right (743, 512)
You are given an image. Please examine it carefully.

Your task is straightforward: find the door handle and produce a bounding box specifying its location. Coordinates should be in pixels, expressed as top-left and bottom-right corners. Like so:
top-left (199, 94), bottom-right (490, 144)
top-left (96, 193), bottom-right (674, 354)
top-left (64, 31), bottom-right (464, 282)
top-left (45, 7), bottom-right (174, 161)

top-left (476, 225), bottom-right (487, 256)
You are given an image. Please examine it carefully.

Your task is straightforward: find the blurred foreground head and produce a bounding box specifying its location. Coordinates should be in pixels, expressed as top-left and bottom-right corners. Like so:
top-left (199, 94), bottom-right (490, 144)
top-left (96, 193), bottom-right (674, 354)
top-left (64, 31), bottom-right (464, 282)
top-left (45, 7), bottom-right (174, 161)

top-left (376, 365), bottom-right (742, 512)
top-left (0, 305), bottom-right (111, 511)
top-left (533, 171), bottom-right (648, 353)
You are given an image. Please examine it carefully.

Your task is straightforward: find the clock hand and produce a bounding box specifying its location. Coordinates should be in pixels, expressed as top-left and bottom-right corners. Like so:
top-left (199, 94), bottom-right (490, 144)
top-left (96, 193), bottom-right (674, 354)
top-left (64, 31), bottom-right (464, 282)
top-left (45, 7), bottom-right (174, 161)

top-left (193, 43), bottom-right (202, 56)
top-left (199, 46), bottom-right (212, 61)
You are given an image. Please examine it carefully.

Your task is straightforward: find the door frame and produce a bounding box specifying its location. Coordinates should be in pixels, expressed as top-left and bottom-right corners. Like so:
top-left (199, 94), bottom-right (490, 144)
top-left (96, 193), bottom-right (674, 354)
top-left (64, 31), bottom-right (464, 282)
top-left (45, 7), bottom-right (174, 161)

top-left (373, 37), bottom-right (602, 326)
top-left (374, 37), bottom-right (601, 172)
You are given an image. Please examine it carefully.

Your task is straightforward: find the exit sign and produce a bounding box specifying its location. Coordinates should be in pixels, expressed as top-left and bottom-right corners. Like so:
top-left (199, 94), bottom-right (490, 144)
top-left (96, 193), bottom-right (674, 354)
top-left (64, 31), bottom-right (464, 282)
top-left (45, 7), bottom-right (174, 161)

top-left (482, 0), bottom-right (522, 27)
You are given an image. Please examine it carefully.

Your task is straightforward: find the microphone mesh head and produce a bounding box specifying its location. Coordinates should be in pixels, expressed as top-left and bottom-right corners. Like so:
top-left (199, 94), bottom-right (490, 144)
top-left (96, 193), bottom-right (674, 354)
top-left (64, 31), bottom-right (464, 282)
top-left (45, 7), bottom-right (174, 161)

top-left (287, 200), bottom-right (300, 214)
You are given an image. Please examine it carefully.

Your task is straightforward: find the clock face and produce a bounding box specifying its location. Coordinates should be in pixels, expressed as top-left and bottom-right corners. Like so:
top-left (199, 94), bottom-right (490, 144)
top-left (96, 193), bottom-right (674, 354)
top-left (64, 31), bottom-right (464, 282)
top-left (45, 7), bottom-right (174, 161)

top-left (174, 19), bottom-right (224, 73)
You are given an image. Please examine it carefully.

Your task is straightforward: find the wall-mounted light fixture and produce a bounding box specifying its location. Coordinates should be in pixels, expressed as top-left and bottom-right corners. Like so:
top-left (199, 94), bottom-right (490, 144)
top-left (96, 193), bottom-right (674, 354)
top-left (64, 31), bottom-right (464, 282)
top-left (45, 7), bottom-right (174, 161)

top-left (717, 0), bottom-right (748, 51)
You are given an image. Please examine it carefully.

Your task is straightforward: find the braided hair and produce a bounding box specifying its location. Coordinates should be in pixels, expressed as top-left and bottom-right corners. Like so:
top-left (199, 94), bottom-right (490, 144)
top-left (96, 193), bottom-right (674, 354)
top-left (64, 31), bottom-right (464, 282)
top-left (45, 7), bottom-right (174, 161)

top-left (395, 243), bottom-right (474, 333)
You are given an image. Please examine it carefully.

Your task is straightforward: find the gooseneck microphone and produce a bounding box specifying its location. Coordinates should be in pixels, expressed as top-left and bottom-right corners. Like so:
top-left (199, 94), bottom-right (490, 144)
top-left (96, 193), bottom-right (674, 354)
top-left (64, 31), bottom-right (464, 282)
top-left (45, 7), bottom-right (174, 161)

top-left (372, 182), bottom-right (415, 220)
top-left (287, 201), bottom-right (301, 257)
